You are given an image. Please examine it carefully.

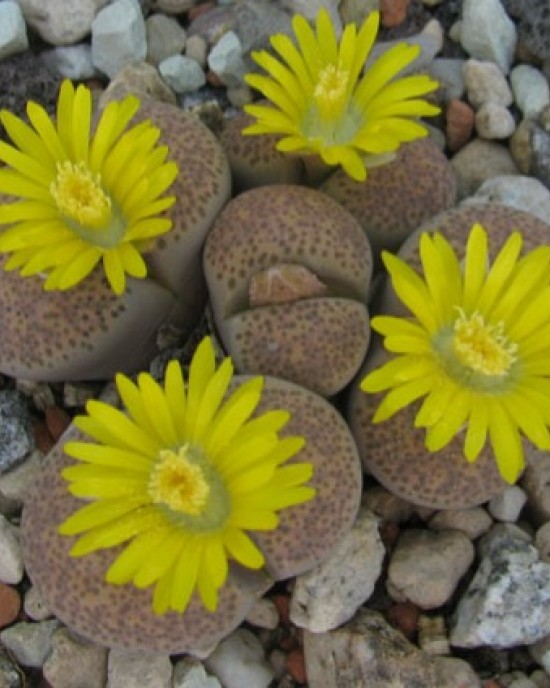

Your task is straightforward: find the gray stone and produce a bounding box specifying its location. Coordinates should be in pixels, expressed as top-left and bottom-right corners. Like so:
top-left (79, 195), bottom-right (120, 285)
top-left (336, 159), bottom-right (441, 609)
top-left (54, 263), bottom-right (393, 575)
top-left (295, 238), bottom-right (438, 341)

top-left (340, 0), bottom-right (379, 24)
top-left (43, 627), bottom-right (108, 688)
top-left (0, 390), bottom-right (34, 472)
top-left (522, 451), bottom-right (550, 525)
top-left (0, 1), bottom-right (28, 61)
top-left (515, 2), bottom-right (550, 62)
top-left (280, 0), bottom-right (341, 33)
top-left (185, 34), bottom-right (207, 69)
top-left (207, 31), bottom-right (246, 88)
top-left (145, 13), bottom-right (186, 66)
top-left (460, 175), bottom-right (550, 223)
top-left (0, 620), bottom-right (59, 668)
top-left (531, 125), bottom-right (550, 190)
top-left (159, 54), bottom-right (205, 94)
top-left (233, 0), bottom-right (293, 56)
top-left (462, 59), bottom-right (513, 108)
top-left (172, 657), bottom-right (222, 688)
top-left (107, 648), bottom-right (172, 688)
top-left (530, 669), bottom-right (550, 688)
top-left (387, 529), bottom-right (474, 609)
top-left (290, 507), bottom-right (384, 632)
top-left (149, 0), bottom-right (196, 13)
top-left (511, 64), bottom-right (550, 119)
top-left (450, 138), bottom-right (519, 200)
top-left (536, 523), bottom-right (550, 564)
top-left (475, 102), bottom-right (516, 139)
top-left (91, 0), bottom-right (147, 79)
top-left (362, 486), bottom-right (415, 523)
top-left (0, 515), bottom-right (22, 585)
top-left (428, 58), bottom-right (466, 103)
top-left (204, 629), bottom-right (274, 688)
top-left (488, 485), bottom-right (528, 522)
top-left (16, 0), bottom-right (109, 45)
top-left (303, 609), bottom-right (441, 688)
top-left (0, 450), bottom-right (43, 508)
top-left (460, 0), bottom-right (517, 74)
top-left (451, 534), bottom-right (550, 648)
top-left (41, 44), bottom-right (97, 80)
top-left (428, 507), bottom-right (492, 540)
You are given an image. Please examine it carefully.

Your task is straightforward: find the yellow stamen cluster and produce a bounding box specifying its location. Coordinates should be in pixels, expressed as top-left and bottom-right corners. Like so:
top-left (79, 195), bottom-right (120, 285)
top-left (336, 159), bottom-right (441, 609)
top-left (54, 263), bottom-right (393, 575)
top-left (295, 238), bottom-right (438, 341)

top-left (313, 64), bottom-right (350, 120)
top-left (148, 446), bottom-right (210, 516)
top-left (453, 310), bottom-right (517, 377)
top-left (50, 161), bottom-right (112, 230)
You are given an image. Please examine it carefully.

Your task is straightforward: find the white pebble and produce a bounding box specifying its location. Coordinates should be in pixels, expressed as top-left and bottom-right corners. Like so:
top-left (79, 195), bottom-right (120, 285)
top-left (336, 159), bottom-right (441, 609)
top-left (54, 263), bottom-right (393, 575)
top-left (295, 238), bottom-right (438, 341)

top-left (0, 515), bottom-right (23, 584)
top-left (0, 1), bottom-right (28, 61)
top-left (172, 657), bottom-right (221, 688)
top-left (488, 485), bottom-right (527, 522)
top-left (204, 629), bottom-right (274, 688)
top-left (463, 58), bottom-right (513, 108)
top-left (207, 31), bottom-right (246, 88)
top-left (510, 64), bottom-right (550, 119)
top-left (159, 54), bottom-right (205, 94)
top-left (460, 0), bottom-right (516, 74)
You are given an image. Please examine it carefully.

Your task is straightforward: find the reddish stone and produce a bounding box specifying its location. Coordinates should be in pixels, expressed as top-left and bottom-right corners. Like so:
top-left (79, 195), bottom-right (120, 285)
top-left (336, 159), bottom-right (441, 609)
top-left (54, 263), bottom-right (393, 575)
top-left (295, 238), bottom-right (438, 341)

top-left (272, 594), bottom-right (290, 624)
top-left (483, 681), bottom-right (503, 688)
top-left (446, 98), bottom-right (475, 153)
top-left (380, 521), bottom-right (401, 548)
top-left (33, 419), bottom-right (55, 454)
top-left (386, 601), bottom-right (420, 639)
top-left (45, 406), bottom-right (71, 442)
top-left (286, 648), bottom-right (307, 684)
top-left (380, 0), bottom-right (411, 27)
top-left (0, 583), bottom-right (21, 628)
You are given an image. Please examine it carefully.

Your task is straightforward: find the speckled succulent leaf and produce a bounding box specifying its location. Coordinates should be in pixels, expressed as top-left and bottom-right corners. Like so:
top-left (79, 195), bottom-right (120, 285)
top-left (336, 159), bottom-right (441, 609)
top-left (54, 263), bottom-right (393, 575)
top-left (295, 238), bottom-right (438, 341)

top-left (57, 336), bottom-right (315, 616)
top-left (0, 79), bottom-right (178, 294)
top-left (243, 8), bottom-right (440, 181)
top-left (361, 222), bottom-right (550, 484)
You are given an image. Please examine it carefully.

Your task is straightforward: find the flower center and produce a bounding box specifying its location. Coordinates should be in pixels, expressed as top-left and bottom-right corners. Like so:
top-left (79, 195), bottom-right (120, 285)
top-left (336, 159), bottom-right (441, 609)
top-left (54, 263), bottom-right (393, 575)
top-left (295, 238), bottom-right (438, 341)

top-left (50, 161), bottom-right (112, 230)
top-left (313, 64), bottom-right (349, 121)
top-left (148, 445), bottom-right (210, 515)
top-left (452, 310), bottom-right (517, 376)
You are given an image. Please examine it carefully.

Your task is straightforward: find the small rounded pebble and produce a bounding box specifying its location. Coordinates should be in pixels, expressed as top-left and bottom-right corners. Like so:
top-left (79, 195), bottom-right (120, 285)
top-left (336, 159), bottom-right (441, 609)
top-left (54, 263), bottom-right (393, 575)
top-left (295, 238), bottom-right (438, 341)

top-left (535, 522), bottom-right (550, 563)
top-left (44, 406), bottom-right (71, 442)
top-left (488, 486), bottom-right (528, 522)
top-left (386, 601), bottom-right (420, 639)
top-left (475, 102), bottom-right (516, 139)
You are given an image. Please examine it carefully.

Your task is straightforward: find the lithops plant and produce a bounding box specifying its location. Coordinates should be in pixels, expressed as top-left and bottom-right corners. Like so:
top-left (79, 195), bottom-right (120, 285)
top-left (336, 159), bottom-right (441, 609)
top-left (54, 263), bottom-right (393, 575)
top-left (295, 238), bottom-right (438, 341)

top-left (321, 138), bottom-right (456, 268)
top-left (0, 81), bottom-right (230, 381)
top-left (220, 109), bottom-right (305, 193)
top-left (22, 342), bottom-right (362, 655)
top-left (349, 204), bottom-right (550, 509)
top-left (203, 184), bottom-right (372, 397)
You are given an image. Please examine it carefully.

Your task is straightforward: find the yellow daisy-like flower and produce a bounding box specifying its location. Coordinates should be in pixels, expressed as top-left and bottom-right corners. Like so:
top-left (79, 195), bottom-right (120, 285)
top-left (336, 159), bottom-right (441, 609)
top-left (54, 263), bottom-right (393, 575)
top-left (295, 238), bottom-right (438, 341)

top-left (361, 223), bottom-right (550, 484)
top-left (58, 336), bottom-right (315, 615)
top-left (243, 9), bottom-right (440, 182)
top-left (0, 79), bottom-right (178, 295)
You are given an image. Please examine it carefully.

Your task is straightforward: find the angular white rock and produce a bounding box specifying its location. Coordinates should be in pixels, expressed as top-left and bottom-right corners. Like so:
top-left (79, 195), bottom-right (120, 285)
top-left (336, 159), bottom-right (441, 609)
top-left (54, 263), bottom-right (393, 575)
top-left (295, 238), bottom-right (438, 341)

top-left (207, 31), bottom-right (246, 87)
top-left (159, 54), bottom-right (205, 94)
top-left (510, 64), bottom-right (550, 119)
top-left (460, 0), bottom-right (516, 74)
top-left (290, 507), bottom-right (385, 632)
top-left (91, 0), bottom-right (147, 79)
top-left (0, 1), bottom-right (28, 60)
top-left (43, 627), bottom-right (108, 688)
top-left (451, 534), bottom-right (550, 647)
top-left (0, 620), bottom-right (59, 668)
